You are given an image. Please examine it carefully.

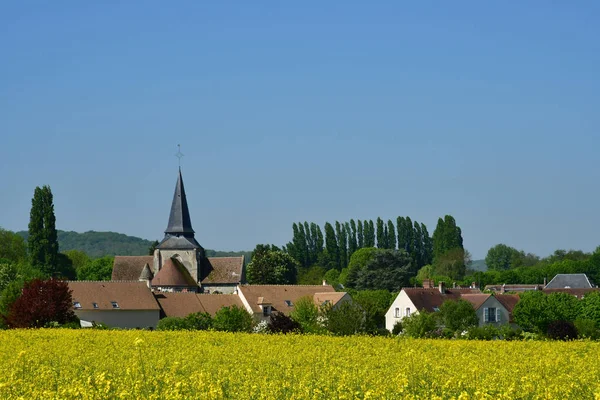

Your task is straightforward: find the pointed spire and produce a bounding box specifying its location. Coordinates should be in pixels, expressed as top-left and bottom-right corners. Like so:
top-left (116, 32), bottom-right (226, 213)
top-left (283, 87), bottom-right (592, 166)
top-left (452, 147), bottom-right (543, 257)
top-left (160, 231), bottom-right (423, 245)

top-left (164, 168), bottom-right (195, 236)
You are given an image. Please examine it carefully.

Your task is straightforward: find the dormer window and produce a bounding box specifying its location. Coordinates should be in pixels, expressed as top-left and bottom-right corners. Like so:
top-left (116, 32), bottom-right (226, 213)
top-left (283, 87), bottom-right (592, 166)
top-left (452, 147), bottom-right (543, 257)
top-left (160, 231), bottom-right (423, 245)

top-left (73, 302), bottom-right (81, 309)
top-left (111, 301), bottom-right (119, 309)
top-left (285, 300), bottom-right (293, 307)
top-left (263, 305), bottom-right (271, 317)
top-left (92, 303), bottom-right (99, 309)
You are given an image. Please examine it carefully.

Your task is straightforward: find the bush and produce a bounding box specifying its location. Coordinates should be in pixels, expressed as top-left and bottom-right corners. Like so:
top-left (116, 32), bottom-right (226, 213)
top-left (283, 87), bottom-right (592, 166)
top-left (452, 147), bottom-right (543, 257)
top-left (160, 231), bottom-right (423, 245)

top-left (157, 317), bottom-right (189, 331)
top-left (184, 312), bottom-right (212, 330)
top-left (466, 325), bottom-right (499, 340)
top-left (321, 301), bottom-right (365, 336)
top-left (392, 321), bottom-right (403, 335)
top-left (438, 299), bottom-right (478, 333)
top-left (499, 325), bottom-right (523, 341)
top-left (213, 306), bottom-right (254, 333)
top-left (268, 312), bottom-right (302, 334)
top-left (547, 320), bottom-right (578, 341)
top-left (290, 296), bottom-right (323, 334)
top-left (574, 318), bottom-right (600, 340)
top-left (402, 312), bottom-right (438, 338)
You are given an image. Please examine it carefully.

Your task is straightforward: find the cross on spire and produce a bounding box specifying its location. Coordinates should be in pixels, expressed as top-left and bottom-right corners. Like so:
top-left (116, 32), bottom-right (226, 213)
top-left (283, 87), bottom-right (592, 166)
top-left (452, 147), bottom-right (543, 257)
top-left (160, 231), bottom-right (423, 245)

top-left (175, 144), bottom-right (184, 168)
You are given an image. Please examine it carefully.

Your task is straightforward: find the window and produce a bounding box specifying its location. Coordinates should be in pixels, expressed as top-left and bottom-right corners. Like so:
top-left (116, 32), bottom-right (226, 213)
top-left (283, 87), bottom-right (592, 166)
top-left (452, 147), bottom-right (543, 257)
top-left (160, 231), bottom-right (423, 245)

top-left (92, 303), bottom-right (99, 309)
top-left (285, 300), bottom-right (293, 307)
top-left (111, 301), bottom-right (119, 309)
top-left (73, 302), bottom-right (81, 309)
top-left (394, 308), bottom-right (400, 318)
top-left (405, 307), bottom-right (411, 317)
top-left (263, 305), bottom-right (271, 317)
top-left (484, 307), bottom-right (497, 323)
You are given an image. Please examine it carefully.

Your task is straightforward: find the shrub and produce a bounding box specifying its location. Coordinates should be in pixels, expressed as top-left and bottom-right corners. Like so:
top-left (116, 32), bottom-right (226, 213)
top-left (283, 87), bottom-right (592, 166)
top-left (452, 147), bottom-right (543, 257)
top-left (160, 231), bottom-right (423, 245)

top-left (290, 296), bottom-right (323, 333)
top-left (574, 318), bottom-right (600, 340)
top-left (157, 317), bottom-right (189, 331)
top-left (392, 321), bottom-right (403, 335)
top-left (547, 320), bottom-right (578, 341)
top-left (321, 301), bottom-right (365, 336)
top-left (268, 312), bottom-right (302, 334)
top-left (466, 324), bottom-right (499, 341)
top-left (213, 306), bottom-right (254, 333)
top-left (184, 312), bottom-right (213, 330)
top-left (438, 299), bottom-right (478, 333)
top-left (499, 325), bottom-right (523, 341)
top-left (402, 312), bottom-right (438, 338)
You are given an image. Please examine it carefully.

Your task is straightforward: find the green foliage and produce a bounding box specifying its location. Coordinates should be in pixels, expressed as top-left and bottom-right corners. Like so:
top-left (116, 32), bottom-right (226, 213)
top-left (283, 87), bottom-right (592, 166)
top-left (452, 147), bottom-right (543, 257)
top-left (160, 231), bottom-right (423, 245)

top-left (63, 250), bottom-right (90, 272)
top-left (290, 296), bottom-right (323, 334)
top-left (546, 320), bottom-right (578, 341)
top-left (348, 249), bottom-right (412, 292)
top-left (321, 300), bottom-right (364, 336)
top-left (213, 305), bottom-right (254, 333)
top-left (351, 290), bottom-right (392, 333)
top-left (485, 244), bottom-right (532, 271)
top-left (267, 312), bottom-right (303, 334)
top-left (376, 218), bottom-right (385, 249)
top-left (578, 291), bottom-right (600, 326)
top-left (0, 263), bottom-right (18, 294)
top-left (323, 222), bottom-right (339, 270)
top-left (323, 269), bottom-right (340, 287)
top-left (513, 291), bottom-right (581, 333)
top-left (401, 311), bottom-right (438, 338)
top-left (156, 317), bottom-right (189, 331)
top-left (392, 321), bottom-right (403, 335)
top-left (434, 248), bottom-right (468, 280)
top-left (0, 228), bottom-right (27, 263)
top-left (297, 265), bottom-right (326, 285)
top-left (77, 256), bottom-right (114, 281)
top-left (148, 240), bottom-right (159, 256)
top-left (28, 186), bottom-right (59, 275)
top-left (345, 247), bottom-right (378, 287)
top-left (184, 312), bottom-right (213, 330)
top-left (439, 299), bottom-right (479, 332)
top-left (574, 318), bottom-right (600, 340)
top-left (466, 324), bottom-right (499, 340)
top-left (246, 246), bottom-right (299, 284)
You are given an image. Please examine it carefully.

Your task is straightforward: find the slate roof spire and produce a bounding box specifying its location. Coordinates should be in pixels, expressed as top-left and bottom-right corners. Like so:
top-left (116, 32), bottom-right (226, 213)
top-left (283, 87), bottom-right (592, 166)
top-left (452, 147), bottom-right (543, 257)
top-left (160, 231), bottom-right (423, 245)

top-left (165, 167), bottom-right (195, 236)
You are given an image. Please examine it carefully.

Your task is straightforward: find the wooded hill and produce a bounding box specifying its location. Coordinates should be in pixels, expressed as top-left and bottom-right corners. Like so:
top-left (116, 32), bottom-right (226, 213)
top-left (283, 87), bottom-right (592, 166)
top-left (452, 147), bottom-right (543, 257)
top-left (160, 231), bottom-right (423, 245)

top-left (16, 230), bottom-right (251, 260)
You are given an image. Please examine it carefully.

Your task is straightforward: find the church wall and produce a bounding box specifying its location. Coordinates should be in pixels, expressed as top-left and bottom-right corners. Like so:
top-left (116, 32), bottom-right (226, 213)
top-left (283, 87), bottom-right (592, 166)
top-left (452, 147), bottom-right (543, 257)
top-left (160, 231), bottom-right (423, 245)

top-left (156, 249), bottom-right (199, 282)
top-left (75, 310), bottom-right (160, 329)
top-left (201, 284), bottom-right (237, 294)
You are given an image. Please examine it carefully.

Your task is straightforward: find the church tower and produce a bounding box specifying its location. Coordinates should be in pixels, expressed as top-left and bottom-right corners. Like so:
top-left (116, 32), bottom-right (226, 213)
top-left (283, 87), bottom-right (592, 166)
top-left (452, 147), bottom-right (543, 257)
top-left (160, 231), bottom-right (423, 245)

top-left (153, 168), bottom-right (204, 285)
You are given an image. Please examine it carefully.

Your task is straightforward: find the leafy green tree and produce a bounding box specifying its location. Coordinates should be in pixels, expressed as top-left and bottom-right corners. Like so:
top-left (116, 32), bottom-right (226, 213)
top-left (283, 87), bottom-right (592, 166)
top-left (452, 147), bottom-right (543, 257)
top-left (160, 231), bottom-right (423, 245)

top-left (213, 305), bottom-right (254, 333)
top-left (297, 223), bottom-right (309, 268)
top-left (432, 215), bottom-right (464, 268)
top-left (513, 291), bottom-right (580, 333)
top-left (303, 222), bottom-right (316, 265)
top-left (345, 247), bottom-right (379, 289)
top-left (28, 185), bottom-right (59, 275)
top-left (352, 290), bottom-right (393, 333)
top-left (385, 220), bottom-right (396, 250)
top-left (347, 221), bottom-right (357, 259)
top-left (323, 223), bottom-right (339, 270)
top-left (357, 220), bottom-right (364, 249)
top-left (297, 265), bottom-right (326, 285)
top-left (321, 300), bottom-right (364, 336)
top-left (336, 222), bottom-right (348, 270)
top-left (438, 299), bottom-right (478, 332)
top-left (323, 269), bottom-right (340, 287)
top-left (290, 296), bottom-right (323, 333)
top-left (0, 262), bottom-right (18, 294)
top-left (485, 244), bottom-right (524, 271)
top-left (579, 291), bottom-right (600, 326)
top-left (156, 317), bottom-right (189, 330)
top-left (416, 265), bottom-right (434, 283)
top-left (184, 312), bottom-right (213, 330)
top-left (396, 217), bottom-right (407, 252)
top-left (246, 247), bottom-right (299, 284)
top-left (376, 218), bottom-right (385, 248)
top-left (77, 256), bottom-right (114, 281)
top-left (0, 228), bottom-right (27, 263)
top-left (311, 223), bottom-right (324, 263)
top-left (364, 220), bottom-right (375, 248)
top-left (350, 249), bottom-right (413, 292)
top-left (402, 311), bottom-right (438, 338)
top-left (412, 222), bottom-right (423, 267)
top-left (148, 240), bottom-right (159, 255)
top-left (421, 223), bottom-right (433, 266)
top-left (63, 250), bottom-right (90, 272)
top-left (56, 253), bottom-right (76, 280)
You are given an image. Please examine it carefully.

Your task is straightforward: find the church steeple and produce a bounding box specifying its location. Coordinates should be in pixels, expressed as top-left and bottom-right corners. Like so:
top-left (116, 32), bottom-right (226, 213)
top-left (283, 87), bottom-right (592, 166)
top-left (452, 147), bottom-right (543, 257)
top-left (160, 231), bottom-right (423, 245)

top-left (165, 168), bottom-right (195, 237)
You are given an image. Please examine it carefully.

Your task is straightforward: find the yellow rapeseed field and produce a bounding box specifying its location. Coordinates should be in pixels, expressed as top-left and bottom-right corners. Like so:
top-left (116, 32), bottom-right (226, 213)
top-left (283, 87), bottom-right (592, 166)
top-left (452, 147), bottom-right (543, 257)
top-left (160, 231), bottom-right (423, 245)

top-left (0, 329), bottom-right (599, 399)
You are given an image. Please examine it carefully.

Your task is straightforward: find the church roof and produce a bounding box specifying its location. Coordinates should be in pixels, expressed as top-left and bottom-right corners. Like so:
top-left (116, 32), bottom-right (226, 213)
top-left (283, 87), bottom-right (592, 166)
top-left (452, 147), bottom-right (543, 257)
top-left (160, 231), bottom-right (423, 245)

top-left (201, 257), bottom-right (245, 285)
top-left (139, 263), bottom-right (154, 280)
top-left (112, 256), bottom-right (154, 281)
top-left (237, 285), bottom-right (337, 315)
top-left (164, 168), bottom-right (194, 236)
top-left (155, 292), bottom-right (244, 317)
top-left (152, 258), bottom-right (198, 287)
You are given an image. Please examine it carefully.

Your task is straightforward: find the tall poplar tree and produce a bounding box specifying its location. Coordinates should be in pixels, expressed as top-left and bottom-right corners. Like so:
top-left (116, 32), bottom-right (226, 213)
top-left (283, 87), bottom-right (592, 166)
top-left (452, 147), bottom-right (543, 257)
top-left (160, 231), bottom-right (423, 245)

top-left (397, 217), bottom-right (406, 251)
top-left (28, 185), bottom-right (59, 275)
top-left (357, 220), bottom-right (364, 249)
top-left (312, 223), bottom-right (324, 259)
top-left (297, 223), bottom-right (309, 268)
top-left (413, 221), bottom-right (423, 267)
top-left (404, 217), bottom-right (414, 256)
top-left (347, 221), bottom-right (357, 258)
top-left (386, 220), bottom-right (396, 249)
top-left (339, 223), bottom-right (348, 269)
top-left (324, 222), bottom-right (339, 270)
top-left (368, 220), bottom-right (375, 247)
top-left (421, 223), bottom-right (433, 266)
top-left (376, 218), bottom-right (385, 248)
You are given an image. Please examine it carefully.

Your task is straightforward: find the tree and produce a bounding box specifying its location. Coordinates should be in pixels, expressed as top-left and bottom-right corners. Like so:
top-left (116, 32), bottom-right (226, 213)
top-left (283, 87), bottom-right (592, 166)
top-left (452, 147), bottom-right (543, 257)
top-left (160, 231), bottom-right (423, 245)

top-left (350, 249), bottom-right (413, 292)
top-left (148, 240), bottom-right (159, 255)
top-left (364, 220), bottom-right (375, 248)
top-left (311, 223), bottom-right (324, 263)
top-left (246, 246), bottom-right (299, 284)
top-left (433, 248), bottom-right (468, 280)
top-left (547, 320), bottom-right (578, 341)
top-left (323, 223), bottom-right (339, 270)
top-left (297, 265), bottom-right (326, 285)
top-left (28, 186), bottom-right (59, 275)
top-left (421, 223), bottom-right (433, 266)
top-left (64, 250), bottom-right (90, 272)
top-left (376, 218), bottom-right (385, 248)
top-left (385, 220), bottom-right (396, 250)
top-left (357, 220), bottom-right (364, 249)
top-left (438, 299), bottom-right (478, 332)
top-left (432, 215), bottom-right (464, 267)
top-left (579, 291), bottom-right (600, 326)
top-left (347, 221), bottom-right (357, 259)
top-left (336, 221), bottom-right (348, 270)
top-left (7, 278), bottom-right (77, 328)
top-left (412, 222), bottom-right (423, 267)
top-left (321, 301), bottom-right (364, 336)
top-left (213, 305), bottom-right (254, 332)
top-left (352, 290), bottom-right (393, 333)
top-left (268, 312), bottom-right (302, 334)
top-left (513, 291), bottom-right (580, 333)
top-left (485, 244), bottom-right (524, 271)
top-left (156, 317), bottom-right (189, 331)
top-left (184, 312), bottom-right (213, 330)
top-left (402, 311), bottom-right (438, 338)
top-left (345, 247), bottom-right (379, 289)
top-left (0, 228), bottom-right (27, 263)
top-left (290, 296), bottom-right (322, 333)
top-left (77, 256), bottom-right (114, 281)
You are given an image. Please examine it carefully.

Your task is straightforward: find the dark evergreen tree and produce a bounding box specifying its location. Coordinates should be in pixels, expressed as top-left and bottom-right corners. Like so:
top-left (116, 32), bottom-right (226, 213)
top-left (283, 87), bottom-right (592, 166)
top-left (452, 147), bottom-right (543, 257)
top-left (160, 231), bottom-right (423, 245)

top-left (386, 220), bottom-right (396, 249)
top-left (368, 220), bottom-right (375, 247)
top-left (297, 223), bottom-right (309, 268)
top-left (413, 221), bottom-right (423, 267)
top-left (324, 222), bottom-right (339, 270)
top-left (357, 220), bottom-right (364, 249)
top-left (339, 223), bottom-right (348, 269)
top-left (312, 223), bottom-right (324, 261)
top-left (397, 217), bottom-right (407, 252)
top-left (347, 221), bottom-right (357, 259)
top-left (303, 222), bottom-right (315, 265)
top-left (28, 185), bottom-right (59, 276)
top-left (421, 223), bottom-right (433, 266)
top-left (376, 218), bottom-right (385, 248)
top-left (404, 217), bottom-right (414, 256)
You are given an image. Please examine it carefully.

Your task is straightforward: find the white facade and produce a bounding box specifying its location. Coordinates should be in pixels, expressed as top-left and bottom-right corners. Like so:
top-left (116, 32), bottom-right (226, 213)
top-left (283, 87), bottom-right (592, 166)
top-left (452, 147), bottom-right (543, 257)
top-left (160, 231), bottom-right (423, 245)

top-left (75, 310), bottom-right (160, 329)
top-left (384, 290), bottom-right (417, 331)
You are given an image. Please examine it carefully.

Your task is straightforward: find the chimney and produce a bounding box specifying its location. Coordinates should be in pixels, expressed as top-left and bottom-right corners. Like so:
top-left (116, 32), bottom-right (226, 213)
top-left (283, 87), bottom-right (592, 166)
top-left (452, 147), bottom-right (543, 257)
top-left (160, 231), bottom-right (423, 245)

top-left (453, 282), bottom-right (456, 288)
top-left (322, 279), bottom-right (327, 286)
top-left (543, 277), bottom-right (547, 287)
top-left (471, 282), bottom-right (477, 289)
top-left (501, 283), bottom-right (506, 294)
top-left (438, 281), bottom-right (446, 294)
top-left (423, 279), bottom-right (433, 289)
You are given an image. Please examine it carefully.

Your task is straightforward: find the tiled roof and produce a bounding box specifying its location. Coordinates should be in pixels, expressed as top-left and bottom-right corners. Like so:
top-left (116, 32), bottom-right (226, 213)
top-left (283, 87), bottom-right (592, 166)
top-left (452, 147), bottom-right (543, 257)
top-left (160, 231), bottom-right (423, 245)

top-left (402, 288), bottom-right (464, 312)
top-left (545, 274), bottom-right (593, 289)
top-left (140, 264), bottom-right (154, 280)
top-left (238, 285), bottom-right (336, 315)
top-left (494, 294), bottom-right (520, 313)
top-left (152, 258), bottom-right (198, 287)
top-left (485, 284), bottom-right (543, 292)
top-left (201, 257), bottom-right (244, 284)
top-left (542, 288), bottom-right (600, 299)
top-left (460, 294), bottom-right (491, 310)
top-left (68, 281), bottom-right (160, 311)
top-left (112, 256), bottom-right (153, 281)
top-left (313, 292), bottom-right (347, 307)
top-left (155, 292), bottom-right (243, 317)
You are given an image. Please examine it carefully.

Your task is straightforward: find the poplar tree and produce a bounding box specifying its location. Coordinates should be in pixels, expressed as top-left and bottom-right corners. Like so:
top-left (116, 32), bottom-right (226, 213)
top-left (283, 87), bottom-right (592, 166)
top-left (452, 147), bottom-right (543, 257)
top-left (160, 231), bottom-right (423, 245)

top-left (297, 223), bottom-right (309, 268)
top-left (28, 185), bottom-right (59, 276)
top-left (404, 217), bottom-right (414, 256)
top-left (347, 221), bottom-right (357, 259)
top-left (387, 220), bottom-right (396, 249)
top-left (324, 222), bottom-right (339, 270)
top-left (421, 223), bottom-right (433, 266)
top-left (312, 223), bottom-right (324, 258)
top-left (376, 218), bottom-right (385, 248)
top-left (368, 220), bottom-right (375, 247)
top-left (397, 217), bottom-right (406, 251)
top-left (357, 220), bottom-right (364, 249)
top-left (339, 223), bottom-right (348, 269)
top-left (304, 222), bottom-right (314, 264)
top-left (413, 221), bottom-right (423, 267)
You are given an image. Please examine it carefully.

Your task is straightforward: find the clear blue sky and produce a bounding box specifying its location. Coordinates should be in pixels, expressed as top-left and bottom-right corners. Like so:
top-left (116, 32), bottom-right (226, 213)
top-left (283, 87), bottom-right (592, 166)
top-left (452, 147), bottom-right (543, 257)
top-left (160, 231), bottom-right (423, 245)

top-left (1, 1), bottom-right (599, 259)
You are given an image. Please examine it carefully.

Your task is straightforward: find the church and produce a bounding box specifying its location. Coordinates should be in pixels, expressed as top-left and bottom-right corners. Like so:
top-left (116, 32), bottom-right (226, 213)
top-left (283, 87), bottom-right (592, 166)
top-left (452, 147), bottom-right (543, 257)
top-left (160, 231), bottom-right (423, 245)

top-left (111, 168), bottom-right (245, 294)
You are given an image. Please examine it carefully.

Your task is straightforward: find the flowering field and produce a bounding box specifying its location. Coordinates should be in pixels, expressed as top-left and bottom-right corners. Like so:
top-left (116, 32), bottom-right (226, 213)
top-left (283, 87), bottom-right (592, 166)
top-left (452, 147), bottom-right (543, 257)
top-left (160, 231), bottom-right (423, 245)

top-left (0, 330), bottom-right (599, 399)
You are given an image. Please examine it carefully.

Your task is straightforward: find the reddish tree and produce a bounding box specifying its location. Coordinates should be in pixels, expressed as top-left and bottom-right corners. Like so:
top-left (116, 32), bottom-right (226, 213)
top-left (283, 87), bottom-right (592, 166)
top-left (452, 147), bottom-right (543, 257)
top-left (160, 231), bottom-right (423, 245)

top-left (7, 278), bottom-right (76, 328)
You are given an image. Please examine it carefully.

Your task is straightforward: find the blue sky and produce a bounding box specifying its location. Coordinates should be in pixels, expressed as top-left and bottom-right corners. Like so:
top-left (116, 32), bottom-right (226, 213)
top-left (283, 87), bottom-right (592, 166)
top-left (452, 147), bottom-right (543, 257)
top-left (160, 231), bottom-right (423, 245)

top-left (1, 1), bottom-right (599, 259)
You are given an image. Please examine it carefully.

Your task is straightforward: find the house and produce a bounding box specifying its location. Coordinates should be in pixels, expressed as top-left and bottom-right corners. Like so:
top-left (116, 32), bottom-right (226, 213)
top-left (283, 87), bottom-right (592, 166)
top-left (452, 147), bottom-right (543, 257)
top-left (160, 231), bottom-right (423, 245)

top-left (68, 281), bottom-right (161, 329)
top-left (111, 168), bottom-right (245, 294)
top-left (236, 284), bottom-right (351, 322)
top-left (544, 273), bottom-right (594, 289)
top-left (485, 284), bottom-right (544, 293)
top-left (385, 282), bottom-right (518, 331)
top-left (154, 292), bottom-right (244, 318)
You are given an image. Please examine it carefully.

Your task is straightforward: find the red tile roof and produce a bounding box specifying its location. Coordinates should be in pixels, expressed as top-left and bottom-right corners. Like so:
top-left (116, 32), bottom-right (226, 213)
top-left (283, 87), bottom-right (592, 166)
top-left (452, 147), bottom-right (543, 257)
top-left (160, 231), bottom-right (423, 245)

top-left (201, 257), bottom-right (244, 284)
top-left (152, 258), bottom-right (198, 287)
top-left (155, 292), bottom-right (244, 317)
top-left (112, 256), bottom-right (153, 281)
top-left (238, 285), bottom-right (336, 315)
top-left (68, 281), bottom-right (160, 311)
top-left (460, 294), bottom-right (491, 310)
top-left (403, 288), bottom-right (472, 312)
